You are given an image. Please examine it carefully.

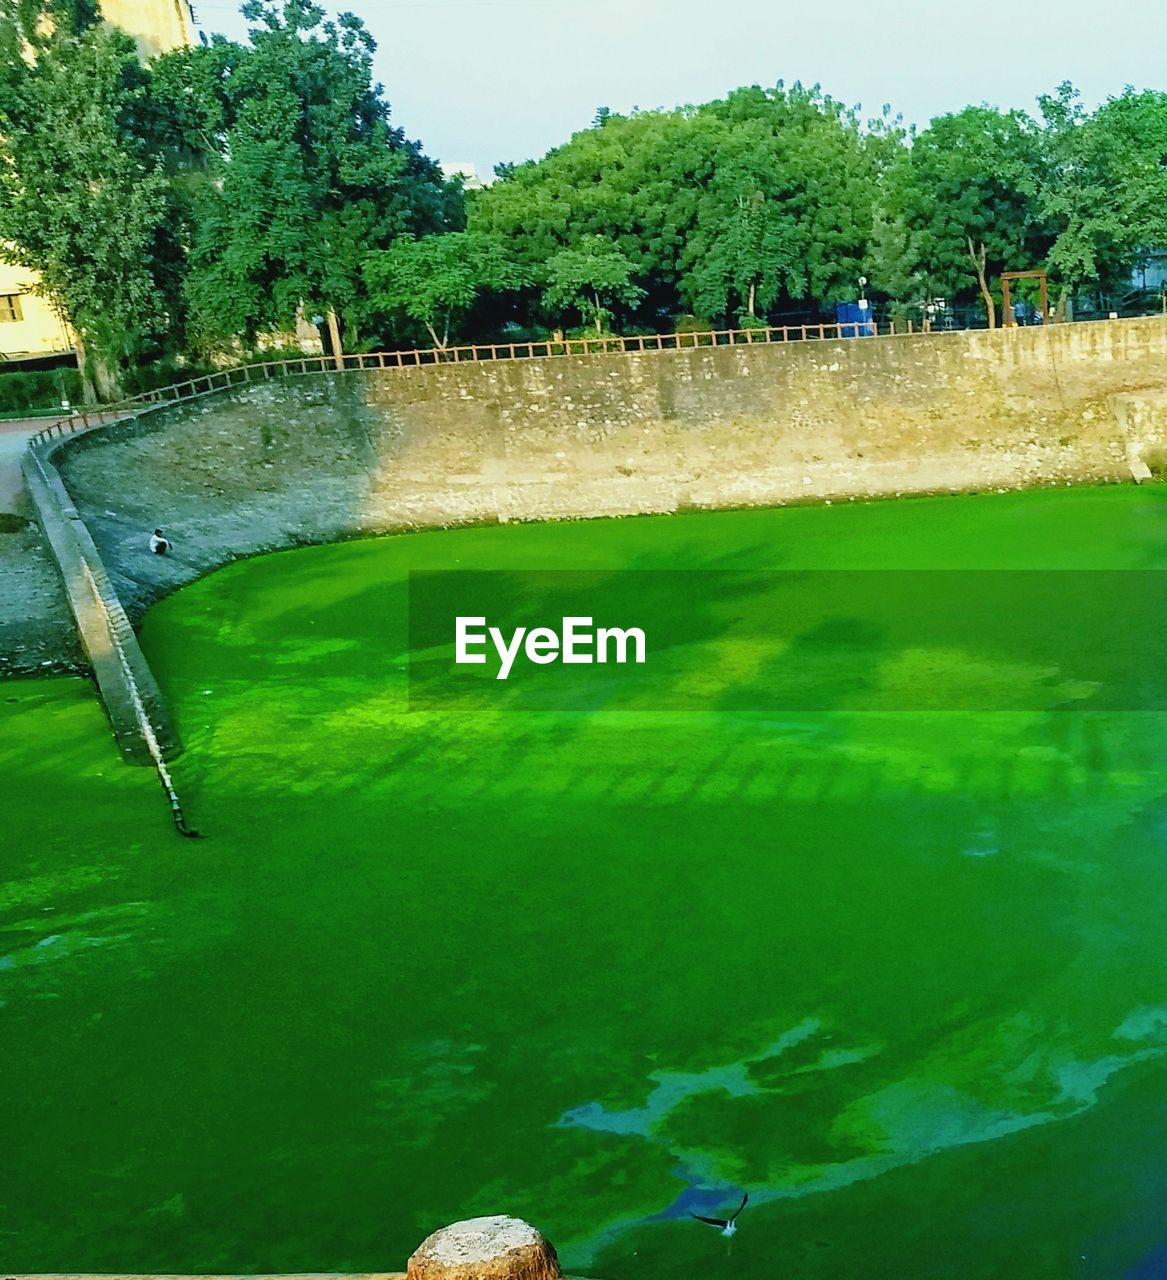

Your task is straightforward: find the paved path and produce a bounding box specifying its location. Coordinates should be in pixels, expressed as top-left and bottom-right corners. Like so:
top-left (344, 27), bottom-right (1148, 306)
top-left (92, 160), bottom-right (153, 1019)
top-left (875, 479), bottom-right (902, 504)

top-left (0, 417), bottom-right (83, 673)
top-left (0, 417), bottom-right (54, 513)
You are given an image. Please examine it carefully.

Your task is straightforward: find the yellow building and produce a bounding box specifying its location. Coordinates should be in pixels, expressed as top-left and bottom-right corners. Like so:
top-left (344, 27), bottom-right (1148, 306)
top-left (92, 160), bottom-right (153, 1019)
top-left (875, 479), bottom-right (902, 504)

top-left (99, 0), bottom-right (196, 61)
top-left (0, 0), bottom-right (198, 362)
top-left (0, 262), bottom-right (74, 359)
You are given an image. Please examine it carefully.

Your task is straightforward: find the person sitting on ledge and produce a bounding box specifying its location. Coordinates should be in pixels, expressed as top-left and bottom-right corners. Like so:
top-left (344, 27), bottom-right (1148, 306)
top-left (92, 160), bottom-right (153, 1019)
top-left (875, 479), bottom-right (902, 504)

top-left (149, 528), bottom-right (171, 556)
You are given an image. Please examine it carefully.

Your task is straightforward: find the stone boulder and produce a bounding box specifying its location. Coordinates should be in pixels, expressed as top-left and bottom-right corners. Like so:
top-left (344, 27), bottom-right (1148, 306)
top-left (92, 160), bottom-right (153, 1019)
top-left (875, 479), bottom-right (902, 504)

top-left (407, 1216), bottom-right (562, 1280)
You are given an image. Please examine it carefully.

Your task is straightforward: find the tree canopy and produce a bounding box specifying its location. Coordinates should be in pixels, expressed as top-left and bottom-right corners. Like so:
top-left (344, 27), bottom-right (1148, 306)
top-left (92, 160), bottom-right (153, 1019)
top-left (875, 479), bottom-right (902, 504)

top-left (1039, 83), bottom-right (1167, 298)
top-left (0, 1), bottom-right (182, 397)
top-left (4, 0), bottom-right (1167, 395)
top-left (470, 83), bottom-right (878, 331)
top-left (364, 230), bottom-right (527, 349)
top-left (542, 237), bottom-right (644, 335)
top-left (882, 106), bottom-right (1051, 326)
top-left (175, 0), bottom-right (460, 355)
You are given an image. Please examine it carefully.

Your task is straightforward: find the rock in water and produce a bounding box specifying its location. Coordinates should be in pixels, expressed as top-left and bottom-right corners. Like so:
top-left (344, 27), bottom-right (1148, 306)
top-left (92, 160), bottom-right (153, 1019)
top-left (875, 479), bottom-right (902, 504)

top-left (407, 1216), bottom-right (562, 1280)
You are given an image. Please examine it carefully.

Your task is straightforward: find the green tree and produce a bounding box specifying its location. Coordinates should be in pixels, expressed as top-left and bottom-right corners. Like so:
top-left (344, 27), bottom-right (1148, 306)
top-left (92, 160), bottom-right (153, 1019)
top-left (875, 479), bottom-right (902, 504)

top-left (867, 209), bottom-right (924, 319)
top-left (181, 0), bottom-right (459, 355)
top-left (542, 237), bottom-right (644, 334)
top-left (473, 83), bottom-right (877, 334)
top-left (0, 1), bottom-right (183, 400)
top-left (888, 106), bottom-right (1051, 326)
top-left (688, 188), bottom-right (803, 323)
top-left (472, 106), bottom-right (713, 327)
top-left (692, 85), bottom-right (877, 310)
top-left (364, 231), bottom-right (528, 349)
top-left (1039, 83), bottom-right (1167, 302)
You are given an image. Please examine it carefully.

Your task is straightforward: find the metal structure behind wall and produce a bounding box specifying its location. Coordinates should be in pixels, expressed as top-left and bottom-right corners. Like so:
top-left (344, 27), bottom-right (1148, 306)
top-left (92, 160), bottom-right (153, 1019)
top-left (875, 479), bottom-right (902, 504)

top-left (1002, 270), bottom-right (1050, 326)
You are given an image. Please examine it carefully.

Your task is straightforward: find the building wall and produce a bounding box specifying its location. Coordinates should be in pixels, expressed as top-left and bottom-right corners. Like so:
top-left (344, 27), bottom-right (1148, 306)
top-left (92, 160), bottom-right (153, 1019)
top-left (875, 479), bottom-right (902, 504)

top-left (98, 0), bottom-right (196, 59)
top-left (0, 261), bottom-right (75, 359)
top-left (48, 316), bottom-right (1167, 620)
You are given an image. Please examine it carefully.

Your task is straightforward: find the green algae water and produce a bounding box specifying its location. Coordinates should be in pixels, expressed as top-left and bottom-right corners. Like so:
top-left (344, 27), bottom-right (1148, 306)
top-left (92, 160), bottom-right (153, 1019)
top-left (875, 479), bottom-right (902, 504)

top-left (6, 487), bottom-right (1167, 1278)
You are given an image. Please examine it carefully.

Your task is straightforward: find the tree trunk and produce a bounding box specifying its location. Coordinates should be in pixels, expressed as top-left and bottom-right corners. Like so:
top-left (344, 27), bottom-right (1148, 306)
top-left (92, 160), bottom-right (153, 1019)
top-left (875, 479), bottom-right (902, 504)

top-left (747, 280), bottom-right (757, 319)
top-left (93, 355), bottom-right (121, 404)
top-left (326, 307), bottom-right (344, 370)
top-left (73, 332), bottom-right (122, 404)
top-left (593, 289), bottom-right (602, 335)
top-left (72, 332), bottom-right (98, 405)
top-left (967, 237), bottom-right (996, 330)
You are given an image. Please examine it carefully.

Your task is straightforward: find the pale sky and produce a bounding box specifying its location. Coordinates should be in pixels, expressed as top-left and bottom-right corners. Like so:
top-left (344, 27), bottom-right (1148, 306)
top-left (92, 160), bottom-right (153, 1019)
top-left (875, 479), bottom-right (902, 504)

top-left (191, 0), bottom-right (1167, 177)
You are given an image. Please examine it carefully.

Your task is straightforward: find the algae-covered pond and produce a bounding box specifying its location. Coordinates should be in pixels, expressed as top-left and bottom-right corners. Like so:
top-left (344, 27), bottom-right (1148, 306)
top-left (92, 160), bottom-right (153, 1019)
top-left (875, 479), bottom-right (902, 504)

top-left (5, 486), bottom-right (1167, 1278)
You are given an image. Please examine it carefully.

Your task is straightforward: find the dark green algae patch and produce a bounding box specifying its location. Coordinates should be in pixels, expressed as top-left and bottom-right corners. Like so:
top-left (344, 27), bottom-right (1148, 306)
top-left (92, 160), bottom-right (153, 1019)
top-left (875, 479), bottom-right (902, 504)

top-left (5, 486), bottom-right (1167, 1277)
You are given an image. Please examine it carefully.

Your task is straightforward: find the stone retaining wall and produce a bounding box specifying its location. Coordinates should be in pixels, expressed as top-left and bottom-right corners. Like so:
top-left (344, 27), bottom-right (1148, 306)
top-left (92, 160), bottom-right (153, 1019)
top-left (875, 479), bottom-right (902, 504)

top-left (47, 317), bottom-right (1167, 623)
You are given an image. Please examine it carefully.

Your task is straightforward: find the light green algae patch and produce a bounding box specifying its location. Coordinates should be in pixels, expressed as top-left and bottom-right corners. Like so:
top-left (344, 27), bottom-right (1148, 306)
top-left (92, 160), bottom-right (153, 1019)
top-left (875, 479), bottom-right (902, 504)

top-left (4, 487), bottom-right (1167, 1278)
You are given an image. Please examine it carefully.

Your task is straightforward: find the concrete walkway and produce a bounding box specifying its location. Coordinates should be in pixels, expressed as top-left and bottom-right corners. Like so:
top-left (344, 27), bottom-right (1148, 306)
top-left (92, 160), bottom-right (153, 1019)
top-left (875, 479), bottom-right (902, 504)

top-left (0, 417), bottom-right (53, 514)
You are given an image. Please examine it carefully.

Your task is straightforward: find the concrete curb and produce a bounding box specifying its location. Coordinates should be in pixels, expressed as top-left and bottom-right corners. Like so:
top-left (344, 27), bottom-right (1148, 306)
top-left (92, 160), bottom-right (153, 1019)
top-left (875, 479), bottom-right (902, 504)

top-left (21, 440), bottom-right (181, 764)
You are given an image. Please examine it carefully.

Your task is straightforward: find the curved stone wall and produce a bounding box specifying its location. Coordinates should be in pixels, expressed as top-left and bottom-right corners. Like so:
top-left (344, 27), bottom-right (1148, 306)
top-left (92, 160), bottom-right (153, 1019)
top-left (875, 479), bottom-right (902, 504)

top-left (46, 317), bottom-right (1167, 621)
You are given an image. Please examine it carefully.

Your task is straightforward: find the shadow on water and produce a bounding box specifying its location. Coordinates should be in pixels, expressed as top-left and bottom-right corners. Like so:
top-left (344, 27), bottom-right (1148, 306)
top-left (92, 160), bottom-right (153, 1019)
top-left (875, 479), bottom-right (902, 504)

top-left (16, 489), bottom-right (1167, 1278)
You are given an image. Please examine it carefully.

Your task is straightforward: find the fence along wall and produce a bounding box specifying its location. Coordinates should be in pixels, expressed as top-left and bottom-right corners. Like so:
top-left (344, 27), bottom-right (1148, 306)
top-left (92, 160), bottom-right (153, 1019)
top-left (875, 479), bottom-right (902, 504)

top-left (48, 316), bottom-right (1167, 622)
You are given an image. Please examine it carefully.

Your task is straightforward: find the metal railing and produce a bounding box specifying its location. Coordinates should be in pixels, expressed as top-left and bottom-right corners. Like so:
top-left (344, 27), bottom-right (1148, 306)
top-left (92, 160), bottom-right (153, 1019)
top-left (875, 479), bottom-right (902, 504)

top-left (28, 318), bottom-right (938, 447)
top-left (30, 311), bottom-right (1167, 449)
